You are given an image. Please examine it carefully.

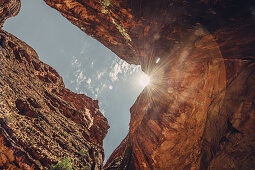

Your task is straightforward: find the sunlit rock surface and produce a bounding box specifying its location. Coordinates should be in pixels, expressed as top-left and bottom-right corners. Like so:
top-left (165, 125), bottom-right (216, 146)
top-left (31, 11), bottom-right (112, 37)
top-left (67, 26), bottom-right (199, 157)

top-left (1, 0), bottom-right (255, 169)
top-left (43, 0), bottom-right (255, 169)
top-left (0, 1), bottom-right (109, 169)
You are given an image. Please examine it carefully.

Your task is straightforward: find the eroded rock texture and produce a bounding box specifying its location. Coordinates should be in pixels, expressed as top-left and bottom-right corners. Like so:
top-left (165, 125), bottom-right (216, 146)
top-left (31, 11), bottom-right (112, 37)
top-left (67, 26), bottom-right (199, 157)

top-left (43, 0), bottom-right (255, 169)
top-left (0, 1), bottom-right (109, 169)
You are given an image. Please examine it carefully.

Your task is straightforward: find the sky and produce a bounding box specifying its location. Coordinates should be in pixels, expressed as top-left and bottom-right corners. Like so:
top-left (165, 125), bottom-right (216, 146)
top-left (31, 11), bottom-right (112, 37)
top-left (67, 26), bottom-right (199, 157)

top-left (3, 0), bottom-right (146, 161)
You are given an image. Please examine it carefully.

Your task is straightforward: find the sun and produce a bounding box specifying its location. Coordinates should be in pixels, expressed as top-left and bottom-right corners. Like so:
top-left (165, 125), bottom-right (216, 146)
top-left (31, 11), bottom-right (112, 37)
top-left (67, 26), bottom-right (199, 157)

top-left (138, 73), bottom-right (150, 87)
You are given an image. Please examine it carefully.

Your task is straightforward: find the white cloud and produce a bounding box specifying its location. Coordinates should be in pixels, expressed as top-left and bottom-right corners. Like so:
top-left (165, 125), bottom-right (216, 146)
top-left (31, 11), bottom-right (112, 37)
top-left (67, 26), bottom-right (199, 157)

top-left (72, 56), bottom-right (81, 68)
top-left (120, 60), bottom-right (129, 73)
top-left (109, 63), bottom-right (122, 82)
top-left (71, 54), bottom-right (141, 102)
top-left (78, 71), bottom-right (85, 81)
top-left (109, 59), bottom-right (140, 82)
top-left (71, 55), bottom-right (90, 93)
top-left (87, 78), bottom-right (91, 85)
top-left (97, 71), bottom-right (105, 79)
top-left (95, 87), bottom-right (99, 93)
top-left (72, 58), bottom-right (78, 66)
top-left (72, 55), bottom-right (86, 87)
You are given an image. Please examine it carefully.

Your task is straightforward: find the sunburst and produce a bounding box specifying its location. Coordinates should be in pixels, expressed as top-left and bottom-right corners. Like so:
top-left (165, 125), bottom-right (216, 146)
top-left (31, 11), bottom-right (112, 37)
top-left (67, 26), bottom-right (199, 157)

top-left (138, 73), bottom-right (151, 87)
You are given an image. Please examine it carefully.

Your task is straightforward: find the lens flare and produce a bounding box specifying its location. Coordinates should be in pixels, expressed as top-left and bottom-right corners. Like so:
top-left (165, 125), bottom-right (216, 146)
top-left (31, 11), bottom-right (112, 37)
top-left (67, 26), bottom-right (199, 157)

top-left (139, 73), bottom-right (150, 87)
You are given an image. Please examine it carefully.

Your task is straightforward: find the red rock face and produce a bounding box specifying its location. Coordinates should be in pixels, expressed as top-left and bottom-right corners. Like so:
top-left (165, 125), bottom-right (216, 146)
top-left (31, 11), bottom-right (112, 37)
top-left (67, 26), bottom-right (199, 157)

top-left (43, 0), bottom-right (255, 169)
top-left (1, 0), bottom-right (255, 169)
top-left (0, 3), bottom-right (109, 168)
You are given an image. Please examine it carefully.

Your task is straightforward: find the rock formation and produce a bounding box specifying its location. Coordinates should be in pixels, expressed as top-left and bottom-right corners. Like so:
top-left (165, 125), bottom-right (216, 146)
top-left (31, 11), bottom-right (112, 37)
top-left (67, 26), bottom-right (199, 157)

top-left (0, 0), bottom-right (109, 169)
top-left (0, 0), bottom-right (20, 28)
top-left (43, 0), bottom-right (255, 169)
top-left (1, 0), bottom-right (255, 169)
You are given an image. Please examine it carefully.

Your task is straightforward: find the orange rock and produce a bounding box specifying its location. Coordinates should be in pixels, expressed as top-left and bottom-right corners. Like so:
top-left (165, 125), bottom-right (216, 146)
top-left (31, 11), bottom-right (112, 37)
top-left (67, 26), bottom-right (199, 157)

top-left (43, 0), bottom-right (255, 169)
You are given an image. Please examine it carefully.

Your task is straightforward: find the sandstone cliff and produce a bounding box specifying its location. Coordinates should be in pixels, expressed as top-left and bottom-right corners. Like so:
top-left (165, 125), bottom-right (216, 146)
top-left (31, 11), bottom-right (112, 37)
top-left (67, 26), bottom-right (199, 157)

top-left (0, 0), bottom-right (109, 169)
top-left (43, 0), bottom-right (255, 169)
top-left (1, 0), bottom-right (255, 169)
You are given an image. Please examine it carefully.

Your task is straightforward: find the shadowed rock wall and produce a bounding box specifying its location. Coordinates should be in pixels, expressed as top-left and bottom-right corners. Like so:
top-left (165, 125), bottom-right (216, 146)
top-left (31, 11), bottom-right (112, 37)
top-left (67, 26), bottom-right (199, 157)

top-left (43, 0), bottom-right (255, 169)
top-left (0, 0), bottom-right (109, 169)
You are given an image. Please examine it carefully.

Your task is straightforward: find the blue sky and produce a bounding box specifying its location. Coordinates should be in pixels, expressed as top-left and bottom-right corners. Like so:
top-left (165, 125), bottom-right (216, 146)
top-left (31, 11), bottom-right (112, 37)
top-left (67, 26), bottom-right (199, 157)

top-left (4, 0), bottom-right (146, 161)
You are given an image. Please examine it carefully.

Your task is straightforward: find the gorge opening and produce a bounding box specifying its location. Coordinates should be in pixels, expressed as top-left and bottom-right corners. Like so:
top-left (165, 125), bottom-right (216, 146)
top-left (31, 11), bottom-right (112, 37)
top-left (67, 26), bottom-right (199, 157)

top-left (3, 0), bottom-right (147, 161)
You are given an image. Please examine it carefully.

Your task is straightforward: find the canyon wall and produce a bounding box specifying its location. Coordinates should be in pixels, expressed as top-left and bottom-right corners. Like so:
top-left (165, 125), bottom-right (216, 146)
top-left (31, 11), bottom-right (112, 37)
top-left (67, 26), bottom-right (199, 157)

top-left (43, 0), bottom-right (255, 169)
top-left (0, 0), bottom-right (255, 169)
top-left (0, 0), bottom-right (109, 169)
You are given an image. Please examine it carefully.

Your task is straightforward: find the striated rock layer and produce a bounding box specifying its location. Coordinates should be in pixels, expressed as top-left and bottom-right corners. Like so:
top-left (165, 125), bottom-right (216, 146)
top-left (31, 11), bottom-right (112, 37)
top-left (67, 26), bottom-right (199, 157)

top-left (0, 1), bottom-right (109, 169)
top-left (43, 0), bottom-right (255, 169)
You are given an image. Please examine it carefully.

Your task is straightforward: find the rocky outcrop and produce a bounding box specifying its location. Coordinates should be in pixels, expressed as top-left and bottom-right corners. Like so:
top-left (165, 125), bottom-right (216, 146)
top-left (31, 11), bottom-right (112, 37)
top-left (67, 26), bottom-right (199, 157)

top-left (43, 0), bottom-right (255, 169)
top-left (0, 1), bottom-right (109, 169)
top-left (0, 0), bottom-right (20, 28)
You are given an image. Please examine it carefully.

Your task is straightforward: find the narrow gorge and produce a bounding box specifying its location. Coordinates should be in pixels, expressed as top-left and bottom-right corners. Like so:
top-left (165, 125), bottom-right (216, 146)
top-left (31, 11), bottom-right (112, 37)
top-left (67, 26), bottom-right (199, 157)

top-left (1, 0), bottom-right (255, 169)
